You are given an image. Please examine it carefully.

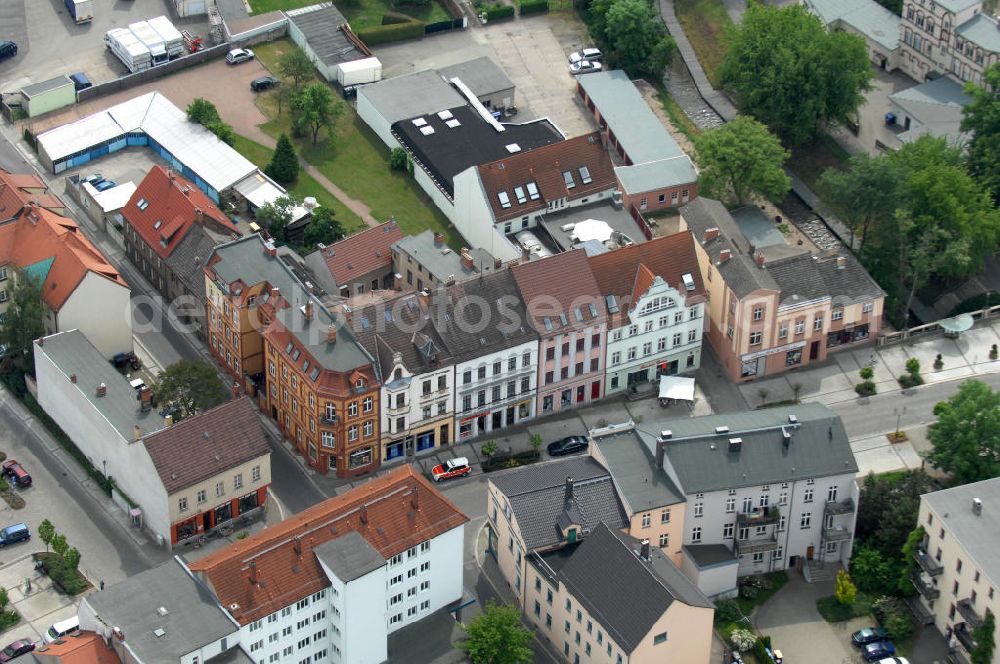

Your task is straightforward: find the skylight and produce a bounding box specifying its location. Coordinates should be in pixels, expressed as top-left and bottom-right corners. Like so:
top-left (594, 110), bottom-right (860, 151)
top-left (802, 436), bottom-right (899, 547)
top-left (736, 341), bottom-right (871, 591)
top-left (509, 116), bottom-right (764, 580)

top-left (526, 182), bottom-right (540, 200)
top-left (574, 308), bottom-right (583, 322)
top-left (505, 143), bottom-right (521, 154)
top-left (153, 220), bottom-right (162, 230)
top-left (579, 166), bottom-right (592, 184)
top-left (498, 191), bottom-right (512, 209)
top-left (412, 117), bottom-right (427, 127)
top-left (514, 186), bottom-right (527, 204)
top-left (137, 198), bottom-right (149, 211)
top-left (437, 110), bottom-right (454, 120)
top-left (559, 313), bottom-right (568, 326)
top-left (419, 125), bottom-right (435, 136)
top-left (309, 367), bottom-right (321, 381)
top-left (445, 119), bottom-right (462, 128)
top-left (543, 316), bottom-right (553, 331)
top-left (606, 295), bottom-right (619, 314)
top-left (563, 171), bottom-right (576, 189)
top-left (588, 303), bottom-right (598, 318)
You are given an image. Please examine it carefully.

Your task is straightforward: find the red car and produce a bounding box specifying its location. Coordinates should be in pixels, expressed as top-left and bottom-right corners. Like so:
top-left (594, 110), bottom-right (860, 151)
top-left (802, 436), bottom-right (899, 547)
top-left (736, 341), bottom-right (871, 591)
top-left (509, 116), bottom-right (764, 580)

top-left (431, 457), bottom-right (471, 482)
top-left (0, 640), bottom-right (35, 662)
top-left (1, 461), bottom-right (30, 488)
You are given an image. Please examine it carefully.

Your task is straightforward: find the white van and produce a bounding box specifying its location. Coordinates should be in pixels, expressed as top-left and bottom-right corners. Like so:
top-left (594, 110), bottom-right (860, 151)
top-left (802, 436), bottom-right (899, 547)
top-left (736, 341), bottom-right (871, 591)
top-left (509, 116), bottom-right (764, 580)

top-left (44, 616), bottom-right (80, 643)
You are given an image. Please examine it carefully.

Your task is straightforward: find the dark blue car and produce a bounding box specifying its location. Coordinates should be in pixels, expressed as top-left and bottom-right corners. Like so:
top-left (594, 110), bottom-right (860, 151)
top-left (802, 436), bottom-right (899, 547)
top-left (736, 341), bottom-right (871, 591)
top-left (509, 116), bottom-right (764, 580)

top-left (863, 641), bottom-right (896, 661)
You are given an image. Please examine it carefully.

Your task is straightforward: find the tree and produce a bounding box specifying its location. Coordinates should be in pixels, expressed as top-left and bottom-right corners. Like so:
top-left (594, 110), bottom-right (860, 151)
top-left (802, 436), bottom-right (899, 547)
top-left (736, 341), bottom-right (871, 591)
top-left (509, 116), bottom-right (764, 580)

top-left (255, 195), bottom-right (298, 242)
top-left (292, 84), bottom-right (343, 145)
top-left (456, 602), bottom-right (533, 664)
top-left (961, 63), bottom-right (1000, 205)
top-left (603, 0), bottom-right (675, 78)
top-left (719, 2), bottom-right (872, 146)
top-left (265, 134), bottom-right (299, 185)
top-left (481, 440), bottom-right (498, 458)
top-left (897, 525), bottom-right (924, 595)
top-left (38, 519), bottom-right (55, 553)
top-left (834, 569), bottom-right (857, 606)
top-left (854, 471), bottom-right (935, 557)
top-left (51, 533), bottom-right (68, 559)
top-left (694, 116), bottom-right (790, 206)
top-left (0, 588), bottom-right (7, 610)
top-left (0, 272), bottom-right (45, 372)
top-left (529, 433), bottom-right (543, 454)
top-left (302, 206), bottom-right (345, 247)
top-left (64, 547), bottom-right (81, 571)
top-left (850, 546), bottom-right (899, 595)
top-left (972, 611), bottom-right (996, 664)
top-left (205, 120), bottom-right (236, 147)
top-left (153, 359), bottom-right (228, 420)
top-left (730, 628), bottom-right (756, 652)
top-left (927, 380), bottom-right (1000, 484)
top-left (390, 147), bottom-right (408, 172)
top-left (278, 49), bottom-right (315, 93)
top-left (817, 153), bottom-right (904, 254)
top-left (186, 98), bottom-right (220, 125)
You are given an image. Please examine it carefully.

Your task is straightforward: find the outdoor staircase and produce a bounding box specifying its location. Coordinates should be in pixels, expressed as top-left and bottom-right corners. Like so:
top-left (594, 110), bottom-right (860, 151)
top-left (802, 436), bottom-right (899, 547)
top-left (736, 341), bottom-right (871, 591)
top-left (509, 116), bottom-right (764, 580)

top-left (803, 560), bottom-right (834, 583)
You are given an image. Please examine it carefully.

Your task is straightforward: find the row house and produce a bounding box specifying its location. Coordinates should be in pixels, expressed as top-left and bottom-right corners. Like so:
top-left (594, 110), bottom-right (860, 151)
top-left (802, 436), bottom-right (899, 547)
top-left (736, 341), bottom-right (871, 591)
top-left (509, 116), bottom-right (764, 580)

top-left (303, 219), bottom-right (403, 297)
top-left (592, 404), bottom-right (859, 599)
top-left (511, 250), bottom-right (607, 415)
top-left (680, 197), bottom-right (884, 383)
top-left (392, 230), bottom-right (500, 292)
top-left (348, 291), bottom-right (456, 463)
top-left (913, 478), bottom-right (1000, 664)
top-left (588, 232), bottom-right (707, 395)
top-left (899, 0), bottom-right (1000, 86)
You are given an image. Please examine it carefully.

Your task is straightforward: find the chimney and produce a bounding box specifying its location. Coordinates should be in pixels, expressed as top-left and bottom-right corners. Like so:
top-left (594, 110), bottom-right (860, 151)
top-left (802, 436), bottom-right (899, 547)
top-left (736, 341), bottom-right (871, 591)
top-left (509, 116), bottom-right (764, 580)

top-left (719, 248), bottom-right (732, 263)
top-left (70, 374), bottom-right (77, 384)
top-left (656, 431), bottom-right (670, 469)
top-left (433, 233), bottom-right (444, 247)
top-left (133, 425), bottom-right (142, 441)
top-left (418, 289), bottom-right (431, 309)
top-left (293, 536), bottom-right (302, 555)
top-left (836, 255), bottom-right (846, 270)
top-left (249, 561), bottom-right (258, 584)
top-left (748, 243), bottom-right (756, 257)
top-left (164, 414), bottom-right (173, 428)
top-left (360, 505), bottom-right (368, 524)
top-left (494, 257), bottom-right (502, 269)
top-left (460, 248), bottom-right (474, 270)
top-left (410, 488), bottom-right (419, 510)
top-left (755, 253), bottom-right (765, 268)
top-left (521, 245), bottom-right (531, 264)
top-left (728, 437), bottom-right (743, 454)
top-left (640, 539), bottom-right (650, 561)
top-left (264, 243), bottom-right (277, 258)
top-left (195, 208), bottom-right (204, 224)
top-left (95, 383), bottom-right (107, 397)
top-left (564, 477), bottom-right (574, 502)
top-left (326, 324), bottom-right (338, 344)
top-left (703, 227), bottom-right (719, 243)
top-left (140, 387), bottom-right (153, 410)
top-left (303, 301), bottom-right (314, 320)
top-left (973, 498), bottom-right (983, 515)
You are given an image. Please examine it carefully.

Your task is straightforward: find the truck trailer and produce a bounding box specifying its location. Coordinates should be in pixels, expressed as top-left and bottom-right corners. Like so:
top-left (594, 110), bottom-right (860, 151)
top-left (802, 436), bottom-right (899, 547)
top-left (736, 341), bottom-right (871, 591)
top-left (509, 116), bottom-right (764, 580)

top-left (105, 28), bottom-right (152, 73)
top-left (128, 20), bottom-right (168, 66)
top-left (147, 16), bottom-right (184, 59)
top-left (64, 0), bottom-right (94, 24)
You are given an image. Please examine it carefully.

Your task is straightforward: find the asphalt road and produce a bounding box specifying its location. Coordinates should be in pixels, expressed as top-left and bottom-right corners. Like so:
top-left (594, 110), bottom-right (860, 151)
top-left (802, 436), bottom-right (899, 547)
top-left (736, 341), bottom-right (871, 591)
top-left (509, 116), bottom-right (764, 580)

top-left (264, 430), bottom-right (327, 515)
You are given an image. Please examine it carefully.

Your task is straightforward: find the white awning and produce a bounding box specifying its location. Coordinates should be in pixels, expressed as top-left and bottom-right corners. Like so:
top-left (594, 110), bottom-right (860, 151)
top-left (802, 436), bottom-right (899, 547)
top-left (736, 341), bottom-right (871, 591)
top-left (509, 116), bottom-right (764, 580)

top-left (659, 375), bottom-right (695, 402)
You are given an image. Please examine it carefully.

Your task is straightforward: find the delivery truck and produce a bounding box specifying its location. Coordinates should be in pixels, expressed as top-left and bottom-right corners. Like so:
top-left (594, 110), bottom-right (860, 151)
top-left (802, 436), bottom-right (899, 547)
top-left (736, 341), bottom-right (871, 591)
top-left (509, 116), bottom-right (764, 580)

top-left (64, 0), bottom-right (94, 24)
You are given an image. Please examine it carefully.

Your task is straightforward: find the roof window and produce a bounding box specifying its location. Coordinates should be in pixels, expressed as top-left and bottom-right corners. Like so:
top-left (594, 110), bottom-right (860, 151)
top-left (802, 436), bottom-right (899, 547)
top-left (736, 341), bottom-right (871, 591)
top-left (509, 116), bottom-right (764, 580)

top-left (309, 367), bottom-right (320, 381)
top-left (153, 220), bottom-right (162, 230)
top-left (137, 198), bottom-right (149, 211)
top-left (526, 182), bottom-right (540, 200)
top-left (514, 186), bottom-right (527, 204)
top-left (543, 316), bottom-right (553, 331)
top-left (579, 166), bottom-right (592, 184)
top-left (559, 313), bottom-right (569, 326)
top-left (588, 303), bottom-right (598, 318)
top-left (498, 192), bottom-right (512, 209)
top-left (574, 308), bottom-right (583, 322)
top-left (563, 171), bottom-right (576, 189)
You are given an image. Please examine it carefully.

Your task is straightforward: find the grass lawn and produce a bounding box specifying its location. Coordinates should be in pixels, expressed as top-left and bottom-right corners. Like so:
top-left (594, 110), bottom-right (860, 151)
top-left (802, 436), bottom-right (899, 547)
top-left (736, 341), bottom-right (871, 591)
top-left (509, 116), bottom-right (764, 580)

top-left (232, 134), bottom-right (365, 234)
top-left (787, 133), bottom-right (852, 189)
top-left (248, 0), bottom-right (318, 13)
top-left (251, 40), bottom-right (461, 247)
top-left (736, 571), bottom-right (789, 616)
top-left (816, 593), bottom-right (875, 623)
top-left (341, 0), bottom-right (452, 31)
top-left (673, 0), bottom-right (733, 88)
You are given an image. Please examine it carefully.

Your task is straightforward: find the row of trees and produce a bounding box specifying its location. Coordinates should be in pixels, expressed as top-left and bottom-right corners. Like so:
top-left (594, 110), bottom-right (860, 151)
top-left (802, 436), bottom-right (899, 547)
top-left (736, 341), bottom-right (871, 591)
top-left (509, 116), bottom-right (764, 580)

top-left (583, 0), bottom-right (675, 79)
top-left (186, 98), bottom-right (236, 147)
top-left (254, 195), bottom-right (345, 248)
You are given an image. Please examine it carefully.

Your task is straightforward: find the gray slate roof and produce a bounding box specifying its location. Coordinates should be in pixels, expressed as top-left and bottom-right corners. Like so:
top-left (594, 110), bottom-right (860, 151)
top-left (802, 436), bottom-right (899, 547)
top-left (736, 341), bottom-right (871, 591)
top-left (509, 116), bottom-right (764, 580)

top-left (85, 559), bottom-right (238, 663)
top-left (490, 457), bottom-right (627, 551)
top-left (683, 544), bottom-right (737, 569)
top-left (551, 524), bottom-right (712, 653)
top-left (438, 57), bottom-right (514, 98)
top-left (21, 75), bottom-right (73, 98)
top-left (314, 531), bottom-right (386, 582)
top-left (804, 0), bottom-right (900, 51)
top-left (286, 3), bottom-right (367, 67)
top-left (654, 402), bottom-right (857, 493)
top-left (890, 76), bottom-right (972, 145)
top-left (34, 330), bottom-right (161, 442)
top-left (593, 431), bottom-right (684, 511)
top-left (274, 297), bottom-right (373, 373)
top-left (614, 156), bottom-right (698, 194)
top-left (956, 12), bottom-right (1000, 53)
top-left (936, 0), bottom-right (981, 13)
top-left (209, 235), bottom-right (311, 311)
top-left (767, 251), bottom-right (884, 308)
top-left (165, 223), bottom-right (229, 302)
top-left (923, 477), bottom-right (1000, 587)
top-left (392, 230), bottom-right (498, 284)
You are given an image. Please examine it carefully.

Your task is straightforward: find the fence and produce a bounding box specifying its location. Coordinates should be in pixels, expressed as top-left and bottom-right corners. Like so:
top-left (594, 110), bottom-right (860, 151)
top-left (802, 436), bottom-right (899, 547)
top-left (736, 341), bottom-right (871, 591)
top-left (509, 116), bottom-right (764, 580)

top-left (425, 17), bottom-right (465, 33)
top-left (876, 304), bottom-right (1000, 348)
top-left (628, 203), bottom-right (655, 241)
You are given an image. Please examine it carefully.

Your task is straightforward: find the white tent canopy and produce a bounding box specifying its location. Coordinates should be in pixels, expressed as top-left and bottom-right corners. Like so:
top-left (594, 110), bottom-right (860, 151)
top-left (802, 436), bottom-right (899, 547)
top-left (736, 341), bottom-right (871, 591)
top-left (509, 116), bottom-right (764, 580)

top-left (659, 375), bottom-right (695, 402)
top-left (571, 219), bottom-right (614, 244)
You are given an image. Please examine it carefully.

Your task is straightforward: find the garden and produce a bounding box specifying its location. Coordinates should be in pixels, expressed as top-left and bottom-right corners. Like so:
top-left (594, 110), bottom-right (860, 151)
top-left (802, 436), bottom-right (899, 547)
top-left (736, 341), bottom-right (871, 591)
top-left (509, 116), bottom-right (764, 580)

top-left (715, 572), bottom-right (788, 663)
top-left (33, 520), bottom-right (89, 596)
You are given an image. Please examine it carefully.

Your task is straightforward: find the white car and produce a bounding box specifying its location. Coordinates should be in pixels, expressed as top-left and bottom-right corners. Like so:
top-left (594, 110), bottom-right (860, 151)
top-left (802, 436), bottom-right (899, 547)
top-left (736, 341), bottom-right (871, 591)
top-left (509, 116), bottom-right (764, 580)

top-left (226, 48), bottom-right (254, 65)
top-left (876, 659), bottom-right (909, 664)
top-left (569, 47), bottom-right (602, 64)
top-left (569, 60), bottom-right (603, 75)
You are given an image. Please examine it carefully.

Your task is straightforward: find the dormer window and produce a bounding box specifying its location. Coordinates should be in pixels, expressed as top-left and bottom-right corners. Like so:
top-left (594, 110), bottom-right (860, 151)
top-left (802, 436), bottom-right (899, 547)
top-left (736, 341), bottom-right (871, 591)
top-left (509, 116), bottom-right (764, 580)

top-left (355, 378), bottom-right (365, 389)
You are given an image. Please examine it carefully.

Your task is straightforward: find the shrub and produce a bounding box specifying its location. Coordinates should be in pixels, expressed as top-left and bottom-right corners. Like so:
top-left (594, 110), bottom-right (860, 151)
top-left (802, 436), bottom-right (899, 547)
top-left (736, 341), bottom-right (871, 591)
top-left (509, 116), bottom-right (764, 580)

top-left (859, 366), bottom-right (874, 381)
top-left (357, 20), bottom-right (425, 45)
top-left (872, 596), bottom-right (914, 641)
top-left (730, 628), bottom-right (756, 652)
top-left (714, 599), bottom-right (742, 623)
top-left (390, 147), bottom-right (408, 171)
top-left (519, 0), bottom-right (548, 13)
top-left (481, 440), bottom-right (498, 458)
top-left (739, 584), bottom-right (759, 599)
top-left (905, 357), bottom-right (921, 376)
top-left (855, 381), bottom-right (877, 396)
top-left (898, 373), bottom-right (924, 388)
top-left (933, 353), bottom-right (944, 370)
top-left (482, 3), bottom-right (515, 20)
top-left (835, 569), bottom-right (857, 606)
top-left (991, 343), bottom-right (998, 360)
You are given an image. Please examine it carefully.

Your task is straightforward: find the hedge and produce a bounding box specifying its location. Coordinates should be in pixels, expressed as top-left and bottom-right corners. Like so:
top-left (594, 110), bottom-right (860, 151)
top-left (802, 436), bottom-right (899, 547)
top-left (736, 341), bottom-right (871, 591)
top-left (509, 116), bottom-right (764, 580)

top-left (357, 20), bottom-right (425, 45)
top-left (381, 11), bottom-right (414, 24)
top-left (482, 3), bottom-right (515, 20)
top-left (519, 0), bottom-right (548, 14)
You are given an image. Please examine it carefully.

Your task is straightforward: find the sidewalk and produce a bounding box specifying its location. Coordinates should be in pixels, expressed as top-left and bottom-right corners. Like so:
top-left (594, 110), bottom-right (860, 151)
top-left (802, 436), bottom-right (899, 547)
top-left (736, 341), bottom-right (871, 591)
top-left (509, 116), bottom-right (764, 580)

top-left (0, 555), bottom-right (79, 643)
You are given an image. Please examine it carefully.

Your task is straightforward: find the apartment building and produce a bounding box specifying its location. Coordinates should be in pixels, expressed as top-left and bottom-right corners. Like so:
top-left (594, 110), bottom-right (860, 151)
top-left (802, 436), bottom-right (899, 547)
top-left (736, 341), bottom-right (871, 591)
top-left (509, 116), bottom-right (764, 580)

top-left (588, 232), bottom-right (707, 395)
top-left (899, 0), bottom-right (1000, 85)
top-left (189, 464), bottom-right (468, 664)
top-left (392, 230), bottom-right (499, 291)
top-left (680, 197), bottom-right (884, 383)
top-left (511, 250), bottom-right (607, 415)
top-left (303, 220), bottom-right (403, 297)
top-left (593, 405), bottom-right (859, 598)
top-left (431, 270), bottom-right (539, 441)
top-left (913, 478), bottom-right (1000, 664)
top-left (347, 291), bottom-right (456, 463)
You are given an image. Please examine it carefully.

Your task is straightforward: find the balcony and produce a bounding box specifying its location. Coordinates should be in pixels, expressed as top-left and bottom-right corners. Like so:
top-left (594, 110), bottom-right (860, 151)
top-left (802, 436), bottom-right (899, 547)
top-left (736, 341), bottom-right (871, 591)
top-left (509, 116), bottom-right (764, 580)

top-left (322, 414), bottom-right (339, 425)
top-left (386, 402), bottom-right (410, 416)
top-left (822, 526), bottom-right (853, 543)
top-left (737, 506), bottom-right (780, 526)
top-left (824, 498), bottom-right (855, 516)
top-left (957, 599), bottom-right (983, 629)
top-left (914, 548), bottom-right (944, 576)
top-left (910, 571), bottom-right (940, 600)
top-left (955, 622), bottom-right (977, 652)
top-left (735, 535), bottom-right (779, 555)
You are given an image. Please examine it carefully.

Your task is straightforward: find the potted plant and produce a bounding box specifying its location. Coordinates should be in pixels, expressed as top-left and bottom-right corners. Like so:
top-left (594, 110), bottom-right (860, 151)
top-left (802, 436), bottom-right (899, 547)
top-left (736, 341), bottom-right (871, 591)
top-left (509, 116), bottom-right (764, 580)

top-left (933, 354), bottom-right (944, 370)
top-left (990, 344), bottom-right (998, 360)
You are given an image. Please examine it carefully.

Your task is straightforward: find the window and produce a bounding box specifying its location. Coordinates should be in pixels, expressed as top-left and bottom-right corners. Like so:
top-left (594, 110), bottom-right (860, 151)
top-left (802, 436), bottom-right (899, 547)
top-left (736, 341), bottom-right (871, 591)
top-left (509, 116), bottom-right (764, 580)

top-left (742, 497), bottom-right (753, 513)
top-left (723, 523), bottom-right (734, 539)
top-left (660, 509), bottom-right (670, 524)
top-left (753, 306), bottom-right (763, 321)
top-left (832, 309), bottom-right (843, 321)
top-left (179, 497), bottom-right (188, 511)
top-left (659, 533), bottom-right (669, 547)
top-left (800, 513), bottom-right (811, 529)
top-left (752, 552), bottom-right (764, 563)
top-left (725, 497), bottom-right (735, 513)
top-left (814, 316), bottom-right (824, 331)
top-left (234, 473), bottom-right (243, 490)
top-left (795, 320), bottom-right (805, 335)
top-left (348, 402), bottom-right (358, 417)
top-left (749, 331), bottom-right (762, 346)
top-left (778, 324), bottom-right (788, 340)
top-left (216, 481), bottom-right (225, 497)
top-left (863, 302), bottom-right (873, 313)
top-left (691, 527), bottom-right (702, 542)
top-left (641, 513), bottom-right (651, 528)
top-left (196, 489), bottom-right (206, 504)
top-left (804, 489), bottom-right (814, 503)
top-left (693, 502), bottom-right (703, 518)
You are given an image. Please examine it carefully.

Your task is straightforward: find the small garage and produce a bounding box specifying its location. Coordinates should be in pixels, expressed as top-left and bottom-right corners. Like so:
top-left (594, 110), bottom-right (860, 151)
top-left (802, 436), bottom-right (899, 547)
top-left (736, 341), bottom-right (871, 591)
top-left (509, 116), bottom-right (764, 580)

top-left (20, 76), bottom-right (76, 118)
top-left (286, 3), bottom-right (381, 86)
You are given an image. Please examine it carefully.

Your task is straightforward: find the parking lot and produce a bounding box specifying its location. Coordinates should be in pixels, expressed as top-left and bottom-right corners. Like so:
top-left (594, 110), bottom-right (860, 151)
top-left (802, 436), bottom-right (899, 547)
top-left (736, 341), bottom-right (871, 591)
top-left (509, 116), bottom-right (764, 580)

top-left (0, 0), bottom-right (208, 90)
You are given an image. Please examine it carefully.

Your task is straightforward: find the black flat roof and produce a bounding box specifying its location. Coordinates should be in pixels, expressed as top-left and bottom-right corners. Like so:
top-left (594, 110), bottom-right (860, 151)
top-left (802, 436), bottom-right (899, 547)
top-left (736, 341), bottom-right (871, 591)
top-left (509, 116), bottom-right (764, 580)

top-left (392, 106), bottom-right (562, 198)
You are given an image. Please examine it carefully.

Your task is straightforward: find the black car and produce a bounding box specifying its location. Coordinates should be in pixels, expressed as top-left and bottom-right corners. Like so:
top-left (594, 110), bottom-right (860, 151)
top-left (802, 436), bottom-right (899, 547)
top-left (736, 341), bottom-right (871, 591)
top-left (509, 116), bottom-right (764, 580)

top-left (250, 76), bottom-right (279, 92)
top-left (547, 435), bottom-right (588, 456)
top-left (0, 41), bottom-right (17, 62)
top-left (851, 627), bottom-right (889, 647)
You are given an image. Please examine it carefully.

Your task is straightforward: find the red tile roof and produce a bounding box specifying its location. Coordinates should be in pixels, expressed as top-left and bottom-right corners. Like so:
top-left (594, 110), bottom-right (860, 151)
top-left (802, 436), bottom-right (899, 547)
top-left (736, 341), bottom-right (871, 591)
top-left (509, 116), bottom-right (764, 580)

top-left (141, 397), bottom-right (270, 494)
top-left (315, 220), bottom-right (403, 286)
top-left (189, 465), bottom-right (468, 625)
top-left (0, 205), bottom-right (128, 311)
top-left (0, 168), bottom-right (65, 214)
top-left (587, 232), bottom-right (706, 325)
top-left (510, 249), bottom-right (606, 335)
top-left (33, 632), bottom-right (123, 664)
top-left (477, 133), bottom-right (617, 222)
top-left (122, 166), bottom-right (237, 260)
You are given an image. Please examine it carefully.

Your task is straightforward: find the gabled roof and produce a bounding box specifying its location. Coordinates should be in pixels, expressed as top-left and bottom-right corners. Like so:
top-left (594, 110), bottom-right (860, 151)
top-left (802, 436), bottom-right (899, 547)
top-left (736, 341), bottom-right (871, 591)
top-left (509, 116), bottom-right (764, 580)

top-left (188, 465), bottom-right (468, 625)
top-left (164, 223), bottom-right (230, 301)
top-left (122, 165), bottom-right (237, 260)
top-left (510, 250), bottom-right (605, 336)
top-left (543, 524), bottom-right (712, 653)
top-left (956, 12), bottom-right (1000, 53)
top-left (804, 0), bottom-right (900, 51)
top-left (313, 220), bottom-right (403, 286)
top-left (30, 631), bottom-right (123, 664)
top-left (0, 205), bottom-right (128, 311)
top-left (0, 168), bottom-right (65, 213)
top-left (767, 250), bottom-right (885, 308)
top-left (141, 397), bottom-right (269, 495)
top-left (477, 132), bottom-right (617, 222)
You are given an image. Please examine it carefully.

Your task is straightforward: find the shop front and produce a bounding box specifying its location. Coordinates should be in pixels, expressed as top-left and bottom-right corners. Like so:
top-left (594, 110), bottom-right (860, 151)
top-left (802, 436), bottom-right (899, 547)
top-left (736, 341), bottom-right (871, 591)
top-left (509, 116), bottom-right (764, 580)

top-left (170, 486), bottom-right (269, 545)
top-left (826, 323), bottom-right (870, 349)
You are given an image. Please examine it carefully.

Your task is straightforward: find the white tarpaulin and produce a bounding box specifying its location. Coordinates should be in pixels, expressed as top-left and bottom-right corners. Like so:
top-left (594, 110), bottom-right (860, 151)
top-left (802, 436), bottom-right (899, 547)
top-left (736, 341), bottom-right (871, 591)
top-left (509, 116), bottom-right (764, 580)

top-left (571, 219), bottom-right (614, 244)
top-left (659, 375), bottom-right (695, 402)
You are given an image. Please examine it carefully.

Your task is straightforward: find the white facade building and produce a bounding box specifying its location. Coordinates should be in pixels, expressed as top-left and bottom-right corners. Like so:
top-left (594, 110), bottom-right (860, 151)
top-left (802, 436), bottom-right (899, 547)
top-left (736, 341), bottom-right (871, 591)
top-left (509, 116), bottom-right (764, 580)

top-left (452, 341), bottom-right (538, 441)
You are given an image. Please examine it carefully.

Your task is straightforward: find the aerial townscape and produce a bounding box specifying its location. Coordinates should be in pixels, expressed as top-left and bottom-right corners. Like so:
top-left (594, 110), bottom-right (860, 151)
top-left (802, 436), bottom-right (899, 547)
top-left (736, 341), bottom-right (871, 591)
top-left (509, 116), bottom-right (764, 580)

top-left (2, 0), bottom-right (1000, 662)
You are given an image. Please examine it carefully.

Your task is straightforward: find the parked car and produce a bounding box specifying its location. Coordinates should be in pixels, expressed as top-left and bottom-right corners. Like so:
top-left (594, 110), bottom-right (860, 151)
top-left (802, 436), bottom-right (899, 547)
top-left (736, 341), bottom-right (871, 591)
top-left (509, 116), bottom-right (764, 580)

top-left (0, 640), bottom-right (34, 662)
top-left (547, 436), bottom-right (589, 457)
top-left (69, 72), bottom-right (92, 92)
top-left (0, 41), bottom-right (17, 62)
top-left (1, 460), bottom-right (31, 488)
top-left (83, 173), bottom-right (103, 186)
top-left (43, 617), bottom-right (79, 644)
top-left (852, 627), bottom-right (890, 647)
top-left (862, 641), bottom-right (896, 661)
top-left (568, 47), bottom-right (602, 64)
top-left (569, 60), bottom-right (603, 75)
top-left (226, 48), bottom-right (254, 65)
top-left (94, 180), bottom-right (117, 192)
top-left (0, 523), bottom-right (29, 547)
top-left (431, 457), bottom-right (471, 482)
top-left (250, 76), bottom-right (279, 92)
top-left (876, 658), bottom-right (909, 664)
